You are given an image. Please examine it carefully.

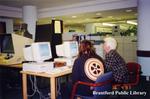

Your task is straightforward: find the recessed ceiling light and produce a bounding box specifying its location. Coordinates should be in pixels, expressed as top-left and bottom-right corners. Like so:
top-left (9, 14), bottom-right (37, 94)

top-left (72, 16), bottom-right (77, 18)
top-left (85, 18), bottom-right (90, 20)
top-left (126, 9), bottom-right (132, 12)
top-left (134, 13), bottom-right (138, 16)
top-left (96, 13), bottom-right (101, 16)
top-left (108, 16), bottom-right (113, 18)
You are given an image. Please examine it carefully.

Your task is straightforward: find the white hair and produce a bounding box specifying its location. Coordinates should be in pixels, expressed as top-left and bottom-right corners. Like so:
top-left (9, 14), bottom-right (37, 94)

top-left (104, 37), bottom-right (117, 50)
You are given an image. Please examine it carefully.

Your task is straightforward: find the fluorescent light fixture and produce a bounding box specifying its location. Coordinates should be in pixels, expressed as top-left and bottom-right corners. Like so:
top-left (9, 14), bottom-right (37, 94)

top-left (107, 16), bottom-right (113, 18)
top-left (127, 20), bottom-right (137, 25)
top-left (102, 23), bottom-right (116, 26)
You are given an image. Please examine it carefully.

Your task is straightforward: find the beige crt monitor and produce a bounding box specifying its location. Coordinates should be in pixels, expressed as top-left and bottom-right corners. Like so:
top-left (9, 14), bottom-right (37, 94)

top-left (0, 33), bottom-right (33, 65)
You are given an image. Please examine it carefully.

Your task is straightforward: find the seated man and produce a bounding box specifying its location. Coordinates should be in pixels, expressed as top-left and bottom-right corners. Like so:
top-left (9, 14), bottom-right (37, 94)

top-left (103, 37), bottom-right (129, 83)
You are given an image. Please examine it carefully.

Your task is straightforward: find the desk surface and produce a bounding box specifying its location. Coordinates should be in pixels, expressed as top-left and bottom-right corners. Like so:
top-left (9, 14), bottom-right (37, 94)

top-left (20, 66), bottom-right (72, 77)
top-left (0, 57), bottom-right (22, 68)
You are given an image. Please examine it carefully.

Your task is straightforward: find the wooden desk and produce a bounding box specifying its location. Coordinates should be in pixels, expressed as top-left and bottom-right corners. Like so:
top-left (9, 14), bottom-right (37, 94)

top-left (0, 63), bottom-right (22, 68)
top-left (0, 56), bottom-right (22, 68)
top-left (20, 67), bottom-right (72, 99)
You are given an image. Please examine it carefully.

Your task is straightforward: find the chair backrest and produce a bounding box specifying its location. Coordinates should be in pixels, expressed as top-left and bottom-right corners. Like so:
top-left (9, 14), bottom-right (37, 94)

top-left (94, 72), bottom-right (113, 99)
top-left (126, 62), bottom-right (141, 85)
top-left (71, 72), bottom-right (112, 99)
top-left (84, 58), bottom-right (104, 81)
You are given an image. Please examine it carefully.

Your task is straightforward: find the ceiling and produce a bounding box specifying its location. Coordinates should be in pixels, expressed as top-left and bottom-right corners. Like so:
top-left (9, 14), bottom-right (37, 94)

top-left (0, 0), bottom-right (137, 28)
top-left (0, 0), bottom-right (95, 9)
top-left (37, 7), bottom-right (137, 27)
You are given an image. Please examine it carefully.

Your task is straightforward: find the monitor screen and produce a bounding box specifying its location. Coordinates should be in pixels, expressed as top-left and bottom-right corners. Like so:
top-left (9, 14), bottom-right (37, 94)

top-left (39, 43), bottom-right (51, 57)
top-left (69, 41), bottom-right (78, 56)
top-left (32, 42), bottom-right (52, 62)
top-left (56, 41), bottom-right (78, 58)
top-left (0, 34), bottom-right (14, 54)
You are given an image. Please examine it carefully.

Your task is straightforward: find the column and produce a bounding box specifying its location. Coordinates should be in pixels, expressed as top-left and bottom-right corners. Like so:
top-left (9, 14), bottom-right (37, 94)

top-left (85, 23), bottom-right (95, 34)
top-left (23, 5), bottom-right (37, 40)
top-left (137, 0), bottom-right (150, 81)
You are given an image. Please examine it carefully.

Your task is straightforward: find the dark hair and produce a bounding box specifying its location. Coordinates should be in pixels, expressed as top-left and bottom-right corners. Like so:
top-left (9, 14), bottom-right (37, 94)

top-left (78, 40), bottom-right (96, 57)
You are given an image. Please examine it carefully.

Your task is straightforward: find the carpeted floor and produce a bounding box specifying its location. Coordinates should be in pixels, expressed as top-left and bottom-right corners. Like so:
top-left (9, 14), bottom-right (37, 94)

top-left (0, 75), bottom-right (150, 99)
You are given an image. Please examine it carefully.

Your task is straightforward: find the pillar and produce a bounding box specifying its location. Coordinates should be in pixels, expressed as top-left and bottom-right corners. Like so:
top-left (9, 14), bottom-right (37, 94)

top-left (137, 0), bottom-right (150, 81)
top-left (23, 5), bottom-right (37, 40)
top-left (85, 23), bottom-right (95, 34)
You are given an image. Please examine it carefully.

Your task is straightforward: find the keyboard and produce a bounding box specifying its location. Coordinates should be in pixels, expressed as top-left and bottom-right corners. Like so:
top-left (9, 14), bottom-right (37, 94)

top-left (46, 66), bottom-right (72, 74)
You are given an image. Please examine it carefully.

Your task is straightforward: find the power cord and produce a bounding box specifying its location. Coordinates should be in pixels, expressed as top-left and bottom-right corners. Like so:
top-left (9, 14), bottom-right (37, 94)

top-left (57, 77), bottom-right (61, 97)
top-left (27, 75), bottom-right (50, 99)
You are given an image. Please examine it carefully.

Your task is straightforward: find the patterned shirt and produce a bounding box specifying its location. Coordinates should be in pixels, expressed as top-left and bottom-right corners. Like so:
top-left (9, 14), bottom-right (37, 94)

top-left (105, 50), bottom-right (129, 83)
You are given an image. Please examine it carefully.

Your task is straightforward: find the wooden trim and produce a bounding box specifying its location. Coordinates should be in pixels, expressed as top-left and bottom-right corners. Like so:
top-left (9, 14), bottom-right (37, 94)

top-left (22, 73), bottom-right (27, 99)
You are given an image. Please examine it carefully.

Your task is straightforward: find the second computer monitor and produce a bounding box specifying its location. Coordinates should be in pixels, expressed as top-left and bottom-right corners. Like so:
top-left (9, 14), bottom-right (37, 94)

top-left (56, 41), bottom-right (79, 58)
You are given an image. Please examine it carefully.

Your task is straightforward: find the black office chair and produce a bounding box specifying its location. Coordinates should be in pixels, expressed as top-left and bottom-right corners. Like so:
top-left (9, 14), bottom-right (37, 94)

top-left (71, 72), bottom-right (113, 99)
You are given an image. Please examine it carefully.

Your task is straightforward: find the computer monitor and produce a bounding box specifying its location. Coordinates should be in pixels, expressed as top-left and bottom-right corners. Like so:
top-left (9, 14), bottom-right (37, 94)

top-left (32, 42), bottom-right (52, 63)
top-left (24, 42), bottom-right (52, 63)
top-left (0, 34), bottom-right (14, 55)
top-left (0, 33), bottom-right (33, 64)
top-left (56, 41), bottom-right (79, 58)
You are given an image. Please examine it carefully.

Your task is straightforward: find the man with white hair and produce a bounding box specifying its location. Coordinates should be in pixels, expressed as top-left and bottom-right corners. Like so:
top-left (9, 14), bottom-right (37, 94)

top-left (103, 37), bottom-right (129, 83)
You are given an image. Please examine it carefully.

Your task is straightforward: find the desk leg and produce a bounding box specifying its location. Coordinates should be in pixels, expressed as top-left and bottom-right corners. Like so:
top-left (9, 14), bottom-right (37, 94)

top-left (50, 77), bottom-right (56, 99)
top-left (22, 74), bottom-right (27, 99)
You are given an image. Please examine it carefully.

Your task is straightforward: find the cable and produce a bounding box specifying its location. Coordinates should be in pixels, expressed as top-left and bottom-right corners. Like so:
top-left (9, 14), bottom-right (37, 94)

top-left (27, 75), bottom-right (50, 99)
top-left (27, 75), bottom-right (65, 99)
top-left (57, 77), bottom-right (61, 96)
top-left (27, 75), bottom-right (36, 97)
top-left (55, 77), bottom-right (64, 99)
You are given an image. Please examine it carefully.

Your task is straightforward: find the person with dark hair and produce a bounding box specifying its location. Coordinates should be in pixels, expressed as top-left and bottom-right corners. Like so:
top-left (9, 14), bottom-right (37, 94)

top-left (71, 40), bottom-right (104, 96)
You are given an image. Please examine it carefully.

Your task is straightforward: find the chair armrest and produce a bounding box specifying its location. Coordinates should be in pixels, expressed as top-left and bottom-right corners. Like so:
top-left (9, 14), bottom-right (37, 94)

top-left (71, 80), bottom-right (111, 99)
top-left (76, 80), bottom-right (112, 87)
